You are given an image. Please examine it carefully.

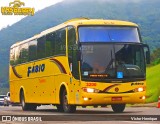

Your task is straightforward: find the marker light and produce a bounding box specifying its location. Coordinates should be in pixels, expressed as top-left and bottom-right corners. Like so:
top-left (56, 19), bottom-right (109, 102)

top-left (140, 96), bottom-right (146, 100)
top-left (142, 96), bottom-right (146, 100)
top-left (82, 87), bottom-right (99, 93)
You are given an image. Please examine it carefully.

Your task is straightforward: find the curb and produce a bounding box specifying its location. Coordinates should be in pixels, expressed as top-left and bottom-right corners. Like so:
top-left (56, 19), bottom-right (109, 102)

top-left (129, 102), bottom-right (157, 107)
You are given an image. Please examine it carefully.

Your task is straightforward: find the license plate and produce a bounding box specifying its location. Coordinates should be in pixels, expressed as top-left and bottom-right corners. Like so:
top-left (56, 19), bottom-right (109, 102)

top-left (112, 97), bottom-right (122, 101)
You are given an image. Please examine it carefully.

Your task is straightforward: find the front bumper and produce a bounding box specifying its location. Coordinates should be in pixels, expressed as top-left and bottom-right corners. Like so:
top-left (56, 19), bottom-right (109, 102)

top-left (78, 92), bottom-right (146, 105)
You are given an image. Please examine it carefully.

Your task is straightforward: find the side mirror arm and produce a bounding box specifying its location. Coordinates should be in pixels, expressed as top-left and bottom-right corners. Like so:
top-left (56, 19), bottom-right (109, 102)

top-left (142, 44), bottom-right (150, 64)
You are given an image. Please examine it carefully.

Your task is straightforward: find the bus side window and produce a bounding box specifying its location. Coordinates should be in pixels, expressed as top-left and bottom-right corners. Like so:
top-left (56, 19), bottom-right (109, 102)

top-left (55, 29), bottom-right (66, 55)
top-left (46, 32), bottom-right (55, 57)
top-left (10, 48), bottom-right (15, 65)
top-left (37, 36), bottom-right (46, 59)
top-left (20, 43), bottom-right (29, 63)
top-left (29, 40), bottom-right (37, 61)
top-left (14, 46), bottom-right (21, 65)
top-left (68, 26), bottom-right (79, 79)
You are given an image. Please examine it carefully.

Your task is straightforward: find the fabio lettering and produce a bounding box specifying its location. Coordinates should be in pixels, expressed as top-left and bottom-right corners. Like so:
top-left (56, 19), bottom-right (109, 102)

top-left (27, 64), bottom-right (45, 77)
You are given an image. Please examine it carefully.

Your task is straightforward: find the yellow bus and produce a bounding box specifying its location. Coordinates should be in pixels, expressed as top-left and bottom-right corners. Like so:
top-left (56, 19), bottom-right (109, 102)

top-left (10, 18), bottom-right (150, 113)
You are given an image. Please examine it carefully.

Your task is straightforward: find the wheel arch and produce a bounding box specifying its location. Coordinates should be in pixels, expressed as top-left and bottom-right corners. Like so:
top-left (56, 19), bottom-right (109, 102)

top-left (58, 82), bottom-right (70, 104)
top-left (19, 86), bottom-right (25, 103)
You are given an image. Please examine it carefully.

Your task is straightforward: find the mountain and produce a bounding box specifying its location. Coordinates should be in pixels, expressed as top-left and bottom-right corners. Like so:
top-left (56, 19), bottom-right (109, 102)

top-left (0, 0), bottom-right (160, 86)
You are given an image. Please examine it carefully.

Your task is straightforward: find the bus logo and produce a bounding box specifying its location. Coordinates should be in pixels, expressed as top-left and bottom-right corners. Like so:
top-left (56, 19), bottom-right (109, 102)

top-left (115, 87), bottom-right (119, 92)
top-left (1, 0), bottom-right (35, 16)
top-left (131, 82), bottom-right (144, 86)
top-left (2, 116), bottom-right (12, 122)
top-left (27, 64), bottom-right (45, 77)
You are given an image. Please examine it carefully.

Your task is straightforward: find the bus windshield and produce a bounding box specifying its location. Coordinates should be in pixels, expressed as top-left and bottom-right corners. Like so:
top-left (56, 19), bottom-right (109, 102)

top-left (79, 26), bottom-right (140, 43)
top-left (80, 43), bottom-right (145, 81)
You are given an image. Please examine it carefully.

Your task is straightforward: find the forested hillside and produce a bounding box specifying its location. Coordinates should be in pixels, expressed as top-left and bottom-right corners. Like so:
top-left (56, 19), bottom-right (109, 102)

top-left (0, 0), bottom-right (160, 86)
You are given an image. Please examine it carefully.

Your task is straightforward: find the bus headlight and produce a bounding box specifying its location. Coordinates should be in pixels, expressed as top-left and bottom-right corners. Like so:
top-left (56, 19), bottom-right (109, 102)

top-left (82, 87), bottom-right (99, 93)
top-left (135, 87), bottom-right (145, 92)
top-left (138, 87), bottom-right (143, 92)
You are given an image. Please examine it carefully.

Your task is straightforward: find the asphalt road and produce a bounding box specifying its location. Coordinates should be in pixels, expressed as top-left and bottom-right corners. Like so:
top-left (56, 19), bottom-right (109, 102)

top-left (0, 105), bottom-right (159, 124)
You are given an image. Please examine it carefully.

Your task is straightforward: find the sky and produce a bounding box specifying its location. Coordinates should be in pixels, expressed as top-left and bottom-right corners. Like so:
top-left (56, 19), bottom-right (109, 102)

top-left (0, 0), bottom-right (143, 30)
top-left (0, 0), bottom-right (63, 30)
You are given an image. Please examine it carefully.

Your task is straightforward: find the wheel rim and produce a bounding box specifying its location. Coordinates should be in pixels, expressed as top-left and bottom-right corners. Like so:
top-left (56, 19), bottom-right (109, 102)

top-left (22, 98), bottom-right (25, 107)
top-left (21, 93), bottom-right (25, 108)
top-left (63, 90), bottom-right (69, 111)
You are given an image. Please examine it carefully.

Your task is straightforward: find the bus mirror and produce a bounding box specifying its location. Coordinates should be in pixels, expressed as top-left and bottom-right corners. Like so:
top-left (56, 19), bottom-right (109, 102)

top-left (146, 51), bottom-right (150, 64)
top-left (77, 50), bottom-right (81, 61)
top-left (143, 44), bottom-right (150, 64)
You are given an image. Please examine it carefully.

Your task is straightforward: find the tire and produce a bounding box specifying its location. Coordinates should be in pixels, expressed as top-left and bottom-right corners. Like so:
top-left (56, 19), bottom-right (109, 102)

top-left (56, 105), bottom-right (64, 112)
top-left (62, 89), bottom-right (76, 113)
top-left (101, 105), bottom-right (107, 108)
top-left (93, 105), bottom-right (98, 108)
top-left (58, 88), bottom-right (76, 113)
top-left (29, 104), bottom-right (37, 111)
top-left (20, 91), bottom-right (37, 111)
top-left (111, 104), bottom-right (125, 113)
top-left (82, 106), bottom-right (86, 108)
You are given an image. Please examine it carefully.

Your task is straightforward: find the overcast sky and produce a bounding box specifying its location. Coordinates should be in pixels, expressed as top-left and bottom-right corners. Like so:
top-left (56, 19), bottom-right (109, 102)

top-left (0, 0), bottom-right (144, 30)
top-left (0, 0), bottom-right (63, 30)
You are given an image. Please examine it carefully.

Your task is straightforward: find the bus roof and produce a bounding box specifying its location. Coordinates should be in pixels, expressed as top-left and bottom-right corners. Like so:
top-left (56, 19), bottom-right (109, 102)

top-left (11, 18), bottom-right (138, 48)
top-left (66, 18), bottom-right (137, 27)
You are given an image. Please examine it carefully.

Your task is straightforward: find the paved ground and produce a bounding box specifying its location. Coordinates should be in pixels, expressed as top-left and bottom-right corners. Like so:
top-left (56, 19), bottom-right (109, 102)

top-left (0, 105), bottom-right (159, 124)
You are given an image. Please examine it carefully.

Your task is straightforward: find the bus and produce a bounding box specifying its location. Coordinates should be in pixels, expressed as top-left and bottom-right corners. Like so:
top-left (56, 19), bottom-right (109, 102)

top-left (10, 18), bottom-right (150, 113)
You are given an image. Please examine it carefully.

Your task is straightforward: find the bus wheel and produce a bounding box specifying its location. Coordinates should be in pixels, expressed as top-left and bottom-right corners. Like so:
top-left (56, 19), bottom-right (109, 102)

top-left (56, 105), bottom-right (64, 112)
top-left (28, 104), bottom-right (37, 111)
top-left (111, 104), bottom-right (125, 113)
top-left (20, 91), bottom-right (37, 111)
top-left (93, 105), bottom-right (98, 108)
top-left (62, 89), bottom-right (76, 113)
top-left (82, 106), bottom-right (86, 108)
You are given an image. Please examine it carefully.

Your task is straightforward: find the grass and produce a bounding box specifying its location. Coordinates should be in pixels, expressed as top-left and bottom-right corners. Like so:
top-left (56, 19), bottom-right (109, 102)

top-left (146, 64), bottom-right (160, 103)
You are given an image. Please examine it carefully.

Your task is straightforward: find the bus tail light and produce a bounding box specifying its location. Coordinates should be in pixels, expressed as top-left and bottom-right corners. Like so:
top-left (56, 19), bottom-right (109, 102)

top-left (82, 87), bottom-right (100, 93)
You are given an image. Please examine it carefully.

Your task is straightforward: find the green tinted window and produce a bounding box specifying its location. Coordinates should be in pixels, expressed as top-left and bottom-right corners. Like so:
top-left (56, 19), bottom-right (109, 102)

top-left (14, 46), bottom-right (21, 64)
top-left (37, 36), bottom-right (46, 59)
top-left (46, 33), bottom-right (56, 57)
top-left (29, 40), bottom-right (37, 61)
top-left (55, 29), bottom-right (66, 55)
top-left (10, 48), bottom-right (15, 65)
top-left (20, 43), bottom-right (29, 63)
top-left (68, 26), bottom-right (79, 79)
